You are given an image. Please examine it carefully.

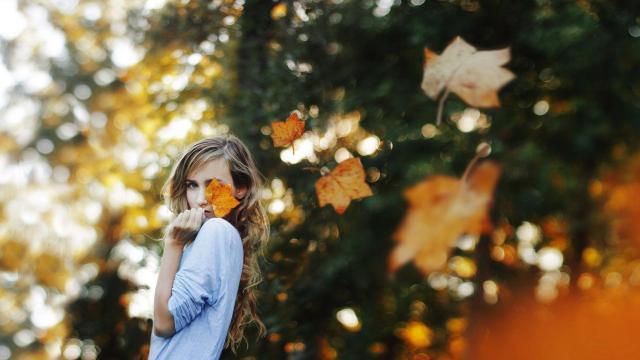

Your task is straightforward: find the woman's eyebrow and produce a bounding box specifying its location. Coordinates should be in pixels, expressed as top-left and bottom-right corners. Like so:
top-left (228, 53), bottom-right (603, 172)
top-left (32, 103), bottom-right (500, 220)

top-left (185, 177), bottom-right (223, 183)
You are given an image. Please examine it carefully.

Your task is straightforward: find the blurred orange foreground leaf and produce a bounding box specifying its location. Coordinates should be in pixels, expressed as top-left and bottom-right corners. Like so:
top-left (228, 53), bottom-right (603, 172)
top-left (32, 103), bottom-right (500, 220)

top-left (389, 161), bottom-right (500, 274)
top-left (468, 289), bottom-right (640, 360)
top-left (205, 178), bottom-right (240, 218)
top-left (315, 157), bottom-right (373, 214)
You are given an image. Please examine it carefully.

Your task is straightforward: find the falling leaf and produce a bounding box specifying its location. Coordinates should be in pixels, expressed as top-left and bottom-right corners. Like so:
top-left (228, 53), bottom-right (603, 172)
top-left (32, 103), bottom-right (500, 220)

top-left (271, 112), bottom-right (305, 153)
top-left (389, 161), bottom-right (501, 274)
top-left (205, 178), bottom-right (240, 218)
top-left (421, 36), bottom-right (515, 125)
top-left (315, 157), bottom-right (373, 214)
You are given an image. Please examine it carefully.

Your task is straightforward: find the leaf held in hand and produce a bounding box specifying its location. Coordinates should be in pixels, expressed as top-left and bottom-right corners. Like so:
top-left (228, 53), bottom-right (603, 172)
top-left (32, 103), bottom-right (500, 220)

top-left (205, 178), bottom-right (240, 217)
top-left (271, 112), bottom-right (305, 148)
top-left (389, 161), bottom-right (501, 274)
top-left (315, 157), bottom-right (373, 214)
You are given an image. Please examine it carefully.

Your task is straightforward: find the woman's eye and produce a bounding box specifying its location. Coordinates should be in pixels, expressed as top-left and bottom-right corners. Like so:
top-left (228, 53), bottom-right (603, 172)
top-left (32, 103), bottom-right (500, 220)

top-left (186, 182), bottom-right (197, 189)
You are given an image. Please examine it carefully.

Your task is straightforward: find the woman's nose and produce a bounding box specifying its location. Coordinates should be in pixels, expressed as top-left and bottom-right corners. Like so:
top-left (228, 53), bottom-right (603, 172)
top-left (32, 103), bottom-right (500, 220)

top-left (196, 188), bottom-right (207, 205)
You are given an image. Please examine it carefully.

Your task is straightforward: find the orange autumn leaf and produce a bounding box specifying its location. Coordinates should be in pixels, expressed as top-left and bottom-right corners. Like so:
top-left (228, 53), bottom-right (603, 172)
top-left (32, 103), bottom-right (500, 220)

top-left (315, 157), bottom-right (373, 214)
top-left (389, 161), bottom-right (501, 274)
top-left (271, 112), bottom-right (305, 149)
top-left (205, 178), bottom-right (240, 218)
top-left (421, 36), bottom-right (515, 125)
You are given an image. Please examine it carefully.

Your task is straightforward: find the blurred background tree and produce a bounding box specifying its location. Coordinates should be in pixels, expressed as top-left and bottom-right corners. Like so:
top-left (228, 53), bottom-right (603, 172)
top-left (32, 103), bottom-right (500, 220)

top-left (1, 0), bottom-right (639, 359)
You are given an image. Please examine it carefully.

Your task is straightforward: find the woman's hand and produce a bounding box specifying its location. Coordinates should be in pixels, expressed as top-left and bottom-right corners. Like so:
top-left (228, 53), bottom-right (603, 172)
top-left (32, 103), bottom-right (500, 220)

top-left (165, 208), bottom-right (205, 248)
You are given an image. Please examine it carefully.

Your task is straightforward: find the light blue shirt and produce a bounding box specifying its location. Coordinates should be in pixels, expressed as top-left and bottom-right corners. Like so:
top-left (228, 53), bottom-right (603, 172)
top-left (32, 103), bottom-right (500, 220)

top-left (149, 218), bottom-right (244, 360)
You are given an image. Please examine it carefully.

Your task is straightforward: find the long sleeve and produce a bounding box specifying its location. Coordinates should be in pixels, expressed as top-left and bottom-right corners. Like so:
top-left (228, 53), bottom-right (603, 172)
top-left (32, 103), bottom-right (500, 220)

top-left (167, 218), bottom-right (240, 333)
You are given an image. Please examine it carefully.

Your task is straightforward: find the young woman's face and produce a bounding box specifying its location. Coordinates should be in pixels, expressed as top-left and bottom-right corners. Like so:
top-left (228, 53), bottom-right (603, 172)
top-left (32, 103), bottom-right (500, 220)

top-left (185, 157), bottom-right (246, 219)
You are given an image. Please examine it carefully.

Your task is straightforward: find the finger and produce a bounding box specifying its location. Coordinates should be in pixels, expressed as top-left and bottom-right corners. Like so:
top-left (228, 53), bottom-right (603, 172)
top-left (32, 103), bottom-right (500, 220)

top-left (196, 208), bottom-right (204, 225)
top-left (189, 208), bottom-right (199, 229)
top-left (172, 213), bottom-right (181, 229)
top-left (179, 209), bottom-right (192, 228)
top-left (177, 210), bottom-right (189, 227)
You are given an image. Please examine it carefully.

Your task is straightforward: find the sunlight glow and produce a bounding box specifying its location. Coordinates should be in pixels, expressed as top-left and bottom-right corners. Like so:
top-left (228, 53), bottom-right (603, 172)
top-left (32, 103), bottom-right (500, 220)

top-left (13, 329), bottom-right (35, 347)
top-left (457, 108), bottom-right (480, 132)
top-left (31, 304), bottom-right (64, 329)
top-left (0, 0), bottom-right (26, 40)
top-left (516, 222), bottom-right (541, 244)
top-left (280, 136), bottom-right (317, 164)
top-left (157, 117), bottom-right (193, 142)
top-left (538, 247), bottom-right (564, 271)
top-left (110, 38), bottom-right (145, 68)
top-left (357, 135), bottom-right (380, 156)
top-left (145, 0), bottom-right (168, 11)
top-left (268, 199), bottom-right (286, 214)
top-left (456, 281), bottom-right (475, 298)
top-left (334, 147), bottom-right (353, 163)
top-left (336, 308), bottom-right (361, 331)
top-left (421, 123), bottom-right (439, 138)
top-left (483, 280), bottom-right (499, 304)
top-left (533, 100), bottom-right (549, 116)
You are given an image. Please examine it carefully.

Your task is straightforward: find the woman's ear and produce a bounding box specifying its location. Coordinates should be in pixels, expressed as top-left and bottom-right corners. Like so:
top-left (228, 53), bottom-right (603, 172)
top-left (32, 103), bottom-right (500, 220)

top-left (235, 186), bottom-right (248, 199)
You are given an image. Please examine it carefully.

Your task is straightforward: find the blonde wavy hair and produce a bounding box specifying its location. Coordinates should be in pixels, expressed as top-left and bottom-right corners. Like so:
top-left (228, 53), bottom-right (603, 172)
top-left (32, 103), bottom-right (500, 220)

top-left (160, 134), bottom-right (269, 353)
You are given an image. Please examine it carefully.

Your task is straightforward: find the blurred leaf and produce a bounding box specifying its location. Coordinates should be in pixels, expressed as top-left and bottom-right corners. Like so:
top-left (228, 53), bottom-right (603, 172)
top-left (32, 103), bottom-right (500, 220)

top-left (389, 161), bottom-right (501, 274)
top-left (469, 288), bottom-right (640, 360)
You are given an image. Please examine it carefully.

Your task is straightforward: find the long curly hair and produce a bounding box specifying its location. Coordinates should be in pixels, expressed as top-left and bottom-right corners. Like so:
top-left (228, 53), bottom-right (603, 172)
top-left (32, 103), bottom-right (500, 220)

top-left (160, 134), bottom-right (269, 353)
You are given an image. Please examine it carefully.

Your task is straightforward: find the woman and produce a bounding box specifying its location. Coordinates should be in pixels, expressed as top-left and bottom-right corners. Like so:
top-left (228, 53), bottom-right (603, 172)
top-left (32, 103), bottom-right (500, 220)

top-left (148, 135), bottom-right (269, 359)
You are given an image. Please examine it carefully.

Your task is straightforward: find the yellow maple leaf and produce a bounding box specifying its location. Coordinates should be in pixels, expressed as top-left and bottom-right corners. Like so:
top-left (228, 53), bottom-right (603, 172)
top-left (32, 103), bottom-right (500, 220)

top-left (315, 157), bottom-right (373, 214)
top-left (270, 112), bottom-right (305, 152)
top-left (421, 36), bottom-right (515, 125)
top-left (389, 161), bottom-right (500, 274)
top-left (205, 178), bottom-right (240, 218)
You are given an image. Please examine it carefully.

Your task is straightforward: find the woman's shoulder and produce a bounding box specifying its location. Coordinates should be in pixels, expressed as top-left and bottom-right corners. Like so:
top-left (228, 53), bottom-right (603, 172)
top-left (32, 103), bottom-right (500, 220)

top-left (198, 218), bottom-right (243, 263)
top-left (200, 217), bottom-right (241, 243)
